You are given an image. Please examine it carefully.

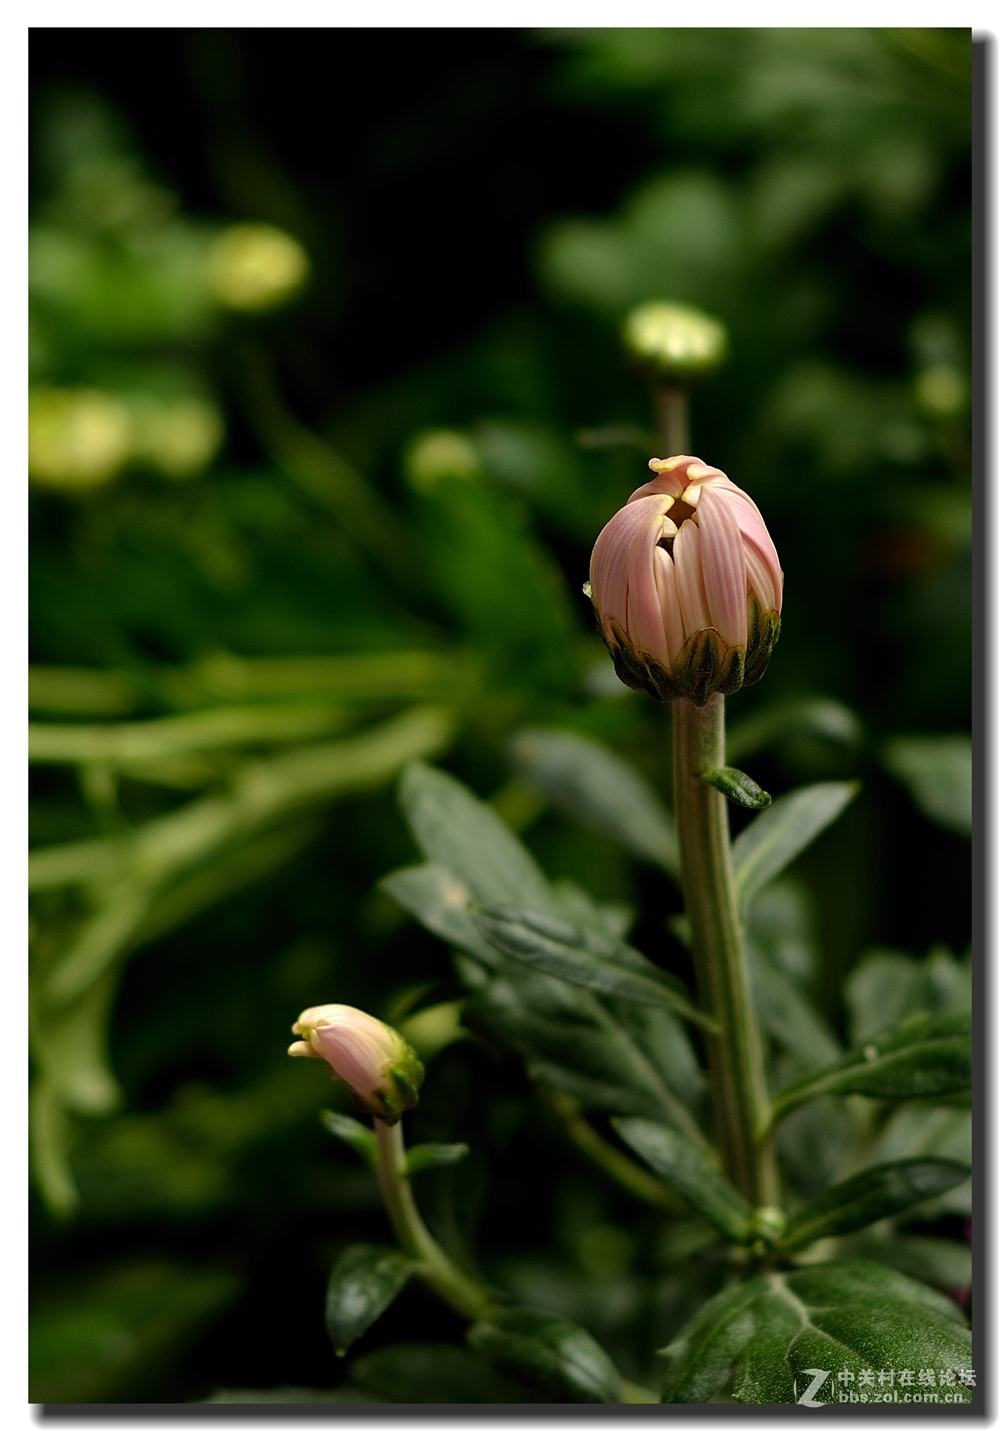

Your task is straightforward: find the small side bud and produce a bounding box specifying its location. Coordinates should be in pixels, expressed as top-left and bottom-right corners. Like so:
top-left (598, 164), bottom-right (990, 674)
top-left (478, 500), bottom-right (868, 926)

top-left (623, 302), bottom-right (728, 385)
top-left (749, 1205), bottom-right (787, 1245)
top-left (289, 1004), bottom-right (424, 1123)
top-left (207, 223), bottom-right (310, 312)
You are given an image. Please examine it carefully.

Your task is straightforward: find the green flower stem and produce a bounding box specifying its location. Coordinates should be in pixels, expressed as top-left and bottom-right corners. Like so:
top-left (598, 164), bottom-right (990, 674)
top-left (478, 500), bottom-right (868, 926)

top-left (656, 386), bottom-right (689, 454)
top-left (374, 1117), bottom-right (493, 1322)
top-left (538, 1085), bottom-right (686, 1213)
top-left (671, 695), bottom-right (777, 1205)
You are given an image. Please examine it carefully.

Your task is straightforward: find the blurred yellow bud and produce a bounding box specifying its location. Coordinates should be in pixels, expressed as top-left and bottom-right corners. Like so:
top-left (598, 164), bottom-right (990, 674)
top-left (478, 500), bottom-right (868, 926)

top-left (915, 365), bottom-right (968, 419)
top-left (207, 223), bottom-right (310, 312)
top-left (405, 429), bottom-right (481, 492)
top-left (29, 388), bottom-right (131, 492)
top-left (623, 302), bottom-right (728, 384)
top-left (128, 396), bottom-right (225, 479)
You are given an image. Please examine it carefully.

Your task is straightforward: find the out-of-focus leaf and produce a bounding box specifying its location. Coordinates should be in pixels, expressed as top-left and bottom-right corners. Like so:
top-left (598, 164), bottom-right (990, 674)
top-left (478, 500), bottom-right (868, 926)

top-left (30, 1260), bottom-right (242, 1404)
top-left (398, 1001), bottom-right (469, 1061)
top-left (399, 762), bottom-right (557, 914)
top-left (29, 666), bottom-right (146, 717)
top-left (726, 696), bottom-right (863, 764)
top-left (746, 939), bottom-right (841, 1070)
top-left (845, 946), bottom-right (971, 1045)
top-left (508, 728), bottom-right (679, 875)
top-left (202, 1387), bottom-right (382, 1403)
top-left (550, 879), bottom-right (633, 941)
top-left (348, 1342), bottom-right (533, 1403)
top-left (611, 1118), bottom-right (752, 1243)
top-left (869, 1104), bottom-right (972, 1218)
top-left (320, 1111), bottom-right (378, 1170)
top-left (774, 1097), bottom-right (853, 1202)
top-left (834, 1234), bottom-right (971, 1291)
top-left (324, 1245), bottom-right (418, 1356)
top-left (731, 782), bottom-right (860, 914)
top-left (882, 734), bottom-right (971, 836)
top-left (379, 864), bottom-right (502, 969)
top-left (766, 1013), bottom-right (972, 1129)
top-left (404, 1142), bottom-right (470, 1177)
top-left (778, 1160), bottom-right (970, 1250)
top-left (659, 1260), bottom-right (970, 1405)
top-left (471, 907), bottom-right (714, 1029)
top-left (468, 1305), bottom-right (622, 1403)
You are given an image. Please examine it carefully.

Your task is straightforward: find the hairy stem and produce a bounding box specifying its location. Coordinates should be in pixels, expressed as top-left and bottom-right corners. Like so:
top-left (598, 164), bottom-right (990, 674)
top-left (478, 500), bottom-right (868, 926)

top-left (374, 1118), bottom-right (493, 1322)
top-left (671, 695), bottom-right (777, 1205)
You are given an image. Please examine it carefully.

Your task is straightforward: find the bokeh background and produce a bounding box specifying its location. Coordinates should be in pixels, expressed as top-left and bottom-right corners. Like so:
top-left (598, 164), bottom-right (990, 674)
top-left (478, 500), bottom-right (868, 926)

top-left (29, 28), bottom-right (972, 1403)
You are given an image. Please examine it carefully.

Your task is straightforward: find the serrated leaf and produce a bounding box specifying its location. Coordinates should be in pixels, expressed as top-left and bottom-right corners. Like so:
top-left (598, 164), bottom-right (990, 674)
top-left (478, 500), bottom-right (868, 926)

top-left (509, 727), bottom-right (679, 874)
top-left (731, 782), bottom-right (859, 914)
top-left (882, 734), bottom-right (971, 837)
top-left (697, 766), bottom-right (771, 809)
top-left (766, 1013), bottom-right (972, 1130)
top-left (660, 1260), bottom-right (971, 1404)
top-left (778, 1159), bottom-right (971, 1250)
top-left (612, 1118), bottom-right (752, 1243)
top-left (320, 1110), bottom-right (378, 1169)
top-left (471, 907), bottom-right (715, 1030)
top-left (468, 1306), bottom-right (622, 1403)
top-left (399, 762), bottom-right (556, 912)
top-left (404, 1142), bottom-right (470, 1177)
top-left (325, 1245), bottom-right (418, 1356)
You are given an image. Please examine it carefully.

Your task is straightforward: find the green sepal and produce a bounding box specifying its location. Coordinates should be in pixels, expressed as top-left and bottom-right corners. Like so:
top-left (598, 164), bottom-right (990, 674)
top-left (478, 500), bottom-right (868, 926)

top-left (364, 1044), bottom-right (425, 1125)
top-left (778, 1158), bottom-right (970, 1251)
top-left (612, 1117), bottom-right (753, 1243)
top-left (404, 1142), bottom-right (470, 1177)
top-left (659, 1259), bottom-right (971, 1404)
top-left (325, 1244), bottom-right (418, 1356)
top-left (320, 1110), bottom-right (378, 1170)
top-left (467, 1306), bottom-right (622, 1403)
top-left (696, 766), bottom-right (771, 809)
top-left (765, 1012), bottom-right (972, 1131)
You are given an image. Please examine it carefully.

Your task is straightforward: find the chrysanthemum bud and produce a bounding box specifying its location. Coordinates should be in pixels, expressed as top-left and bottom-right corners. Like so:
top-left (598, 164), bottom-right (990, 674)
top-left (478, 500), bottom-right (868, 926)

top-left (289, 1004), bottom-right (424, 1123)
top-left (623, 303), bottom-right (728, 384)
top-left (588, 455), bottom-right (782, 706)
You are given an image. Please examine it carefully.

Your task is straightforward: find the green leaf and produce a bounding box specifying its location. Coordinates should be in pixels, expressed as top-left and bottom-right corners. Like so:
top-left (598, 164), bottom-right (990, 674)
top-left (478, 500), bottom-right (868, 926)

top-left (731, 781), bottom-right (859, 914)
top-left (404, 1142), bottom-right (470, 1177)
top-left (468, 1306), bottom-right (622, 1403)
top-left (324, 1245), bottom-right (418, 1357)
top-left (379, 863), bottom-right (503, 969)
top-left (746, 939), bottom-right (841, 1070)
top-left (778, 1160), bottom-right (971, 1250)
top-left (612, 1117), bottom-right (753, 1243)
top-left (508, 728), bottom-right (679, 874)
top-left (471, 907), bottom-right (716, 1030)
top-left (348, 1342), bottom-right (533, 1402)
top-left (400, 761), bottom-right (557, 912)
top-left (320, 1110), bottom-right (378, 1170)
top-left (845, 946), bottom-right (971, 1044)
top-left (869, 1104), bottom-right (971, 1218)
top-left (835, 1234), bottom-right (971, 1291)
top-left (660, 1260), bottom-right (971, 1404)
top-left (697, 766), bottom-right (771, 809)
top-left (766, 1013), bottom-right (971, 1129)
top-left (882, 734), bottom-right (971, 837)
top-left (726, 695), bottom-right (863, 764)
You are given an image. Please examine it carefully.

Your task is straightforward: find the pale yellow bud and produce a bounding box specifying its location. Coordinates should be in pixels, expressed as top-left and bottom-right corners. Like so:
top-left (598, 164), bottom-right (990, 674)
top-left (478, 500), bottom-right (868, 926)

top-left (207, 224), bottom-right (310, 312)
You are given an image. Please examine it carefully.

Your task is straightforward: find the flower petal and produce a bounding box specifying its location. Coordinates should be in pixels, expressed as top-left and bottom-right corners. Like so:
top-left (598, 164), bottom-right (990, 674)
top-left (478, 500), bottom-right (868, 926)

top-left (672, 518), bottom-right (712, 637)
top-left (653, 546), bottom-right (685, 667)
top-left (591, 496), bottom-right (671, 653)
top-left (744, 537), bottom-right (780, 614)
top-left (694, 487), bottom-right (747, 647)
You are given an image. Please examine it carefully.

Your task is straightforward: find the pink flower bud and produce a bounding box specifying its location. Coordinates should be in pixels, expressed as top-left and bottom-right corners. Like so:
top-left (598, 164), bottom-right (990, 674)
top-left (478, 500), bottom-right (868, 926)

top-left (289, 1003), bottom-right (424, 1123)
top-left (588, 455), bottom-right (782, 706)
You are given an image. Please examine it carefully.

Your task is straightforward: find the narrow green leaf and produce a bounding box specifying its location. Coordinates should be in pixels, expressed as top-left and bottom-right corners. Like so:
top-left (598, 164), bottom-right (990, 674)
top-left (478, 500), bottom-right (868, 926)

top-left (471, 906), bottom-right (716, 1030)
top-left (399, 762), bottom-right (557, 912)
top-left (660, 1260), bottom-right (971, 1404)
top-left (836, 1233), bottom-right (972, 1291)
top-left (726, 695), bottom-right (863, 764)
top-left (509, 728), bottom-right (679, 875)
top-left (468, 1306), bottom-right (622, 1404)
top-left (320, 1110), bottom-right (378, 1169)
top-left (731, 782), bottom-right (859, 914)
top-left (612, 1117), bottom-right (752, 1242)
top-left (779, 1159), bottom-right (971, 1250)
top-left (325, 1245), bottom-right (419, 1356)
top-left (697, 766), bottom-right (771, 809)
top-left (348, 1343), bottom-right (533, 1403)
top-left (746, 939), bottom-right (841, 1070)
top-left (379, 863), bottom-right (503, 969)
top-left (404, 1142), bottom-right (470, 1177)
top-left (766, 1013), bottom-right (972, 1130)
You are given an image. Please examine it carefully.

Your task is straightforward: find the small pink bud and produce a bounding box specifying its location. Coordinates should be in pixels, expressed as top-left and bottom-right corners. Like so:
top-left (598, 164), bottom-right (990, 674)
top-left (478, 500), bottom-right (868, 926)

top-left (588, 455), bottom-right (782, 705)
top-left (289, 1003), bottom-right (424, 1123)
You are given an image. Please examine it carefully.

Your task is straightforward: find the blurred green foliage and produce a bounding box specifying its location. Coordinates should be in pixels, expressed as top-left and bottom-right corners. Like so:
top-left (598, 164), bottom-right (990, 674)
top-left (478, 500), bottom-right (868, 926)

top-left (30, 28), bottom-right (971, 1403)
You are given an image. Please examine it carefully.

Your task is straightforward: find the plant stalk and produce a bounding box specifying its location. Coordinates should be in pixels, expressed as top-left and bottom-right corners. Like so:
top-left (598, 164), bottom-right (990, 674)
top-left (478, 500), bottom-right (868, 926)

top-left (374, 1117), bottom-right (493, 1322)
top-left (656, 386), bottom-right (690, 454)
top-left (671, 695), bottom-right (777, 1205)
